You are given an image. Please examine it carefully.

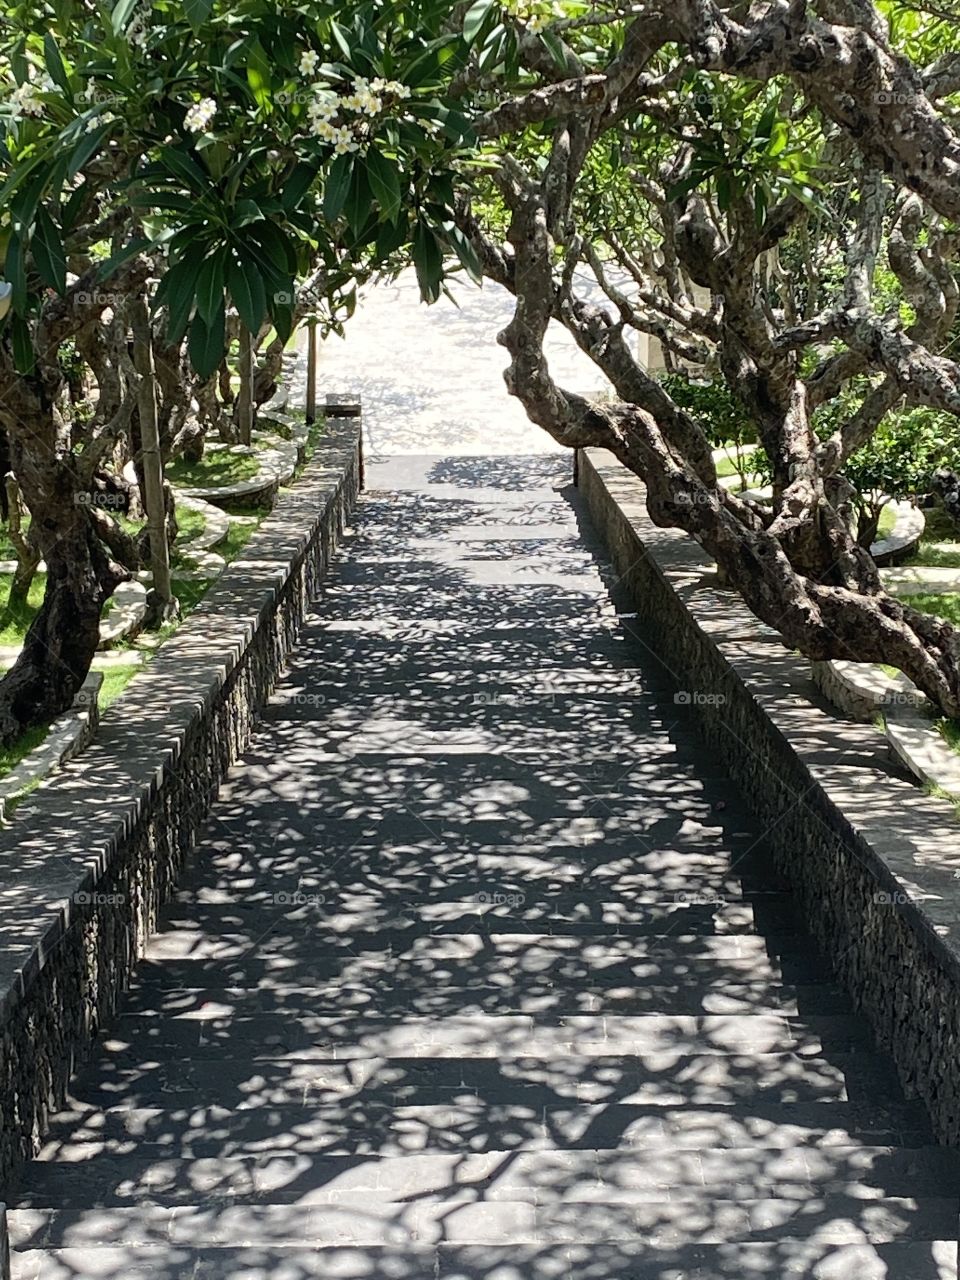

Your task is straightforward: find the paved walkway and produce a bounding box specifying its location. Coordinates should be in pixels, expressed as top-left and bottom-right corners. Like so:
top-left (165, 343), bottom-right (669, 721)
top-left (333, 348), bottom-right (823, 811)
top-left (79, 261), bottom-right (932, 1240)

top-left (7, 446), bottom-right (959, 1277)
top-left (7, 275), bottom-right (960, 1275)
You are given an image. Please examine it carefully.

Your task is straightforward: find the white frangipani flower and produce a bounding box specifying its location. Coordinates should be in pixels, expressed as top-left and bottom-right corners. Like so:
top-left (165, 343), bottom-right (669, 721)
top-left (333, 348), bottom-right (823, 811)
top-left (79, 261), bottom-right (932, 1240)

top-left (331, 125), bottom-right (359, 154)
top-left (299, 49), bottom-right (320, 76)
top-left (184, 97), bottom-right (217, 133)
top-left (308, 90), bottom-right (340, 121)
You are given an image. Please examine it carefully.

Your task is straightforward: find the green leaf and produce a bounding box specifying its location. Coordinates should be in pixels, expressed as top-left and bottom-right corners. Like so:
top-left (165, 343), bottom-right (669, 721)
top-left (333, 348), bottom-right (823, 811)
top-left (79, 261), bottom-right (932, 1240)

top-left (67, 122), bottom-right (112, 180)
top-left (228, 256), bottom-right (267, 334)
top-left (157, 243), bottom-right (208, 343)
top-left (463, 0), bottom-right (494, 44)
top-left (32, 206), bottom-right (67, 294)
top-left (323, 154), bottom-right (353, 223)
top-left (11, 314), bottom-right (35, 375)
top-left (111, 0), bottom-right (139, 34)
top-left (375, 214), bottom-right (408, 261)
top-left (539, 29), bottom-right (568, 71)
top-left (97, 237), bottom-right (150, 283)
top-left (6, 231), bottom-right (27, 314)
top-left (188, 301), bottom-right (226, 379)
top-left (195, 249), bottom-right (226, 326)
top-left (280, 162), bottom-right (318, 213)
top-left (448, 225), bottom-right (482, 284)
top-left (366, 148), bottom-right (402, 223)
top-left (665, 171), bottom-right (706, 203)
top-left (184, 0), bottom-right (214, 29)
top-left (344, 162), bottom-right (371, 236)
top-left (329, 19), bottom-right (352, 60)
top-left (246, 220), bottom-right (296, 273)
top-left (245, 39), bottom-right (272, 109)
top-left (767, 121), bottom-right (789, 157)
top-left (413, 221), bottom-right (443, 303)
top-left (43, 33), bottom-right (70, 94)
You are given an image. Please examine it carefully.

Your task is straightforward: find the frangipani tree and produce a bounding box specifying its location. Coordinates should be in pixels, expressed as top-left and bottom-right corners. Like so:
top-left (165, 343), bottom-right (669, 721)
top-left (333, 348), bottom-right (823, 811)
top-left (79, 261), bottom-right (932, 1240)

top-left (441, 0), bottom-right (960, 716)
top-left (0, 0), bottom-right (474, 743)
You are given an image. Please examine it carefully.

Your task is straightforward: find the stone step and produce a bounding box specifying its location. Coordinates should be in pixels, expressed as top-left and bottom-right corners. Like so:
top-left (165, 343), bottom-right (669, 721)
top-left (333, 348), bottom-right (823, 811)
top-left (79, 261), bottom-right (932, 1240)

top-left (139, 929), bottom-right (844, 967)
top-left (98, 1011), bottom-right (874, 1062)
top-left (9, 1194), bottom-right (959, 1250)
top-left (13, 1238), bottom-right (957, 1279)
top-left (11, 1145), bottom-right (960, 1209)
top-left (63, 1050), bottom-right (906, 1110)
top-left (149, 895), bottom-right (802, 939)
top-left (119, 976), bottom-right (852, 1018)
top-left (36, 1098), bottom-right (933, 1161)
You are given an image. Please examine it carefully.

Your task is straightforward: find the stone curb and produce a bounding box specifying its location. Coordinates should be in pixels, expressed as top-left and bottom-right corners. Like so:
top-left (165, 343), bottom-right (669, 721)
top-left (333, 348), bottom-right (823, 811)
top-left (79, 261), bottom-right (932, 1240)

top-left (578, 446), bottom-right (960, 1146)
top-left (0, 417), bottom-right (361, 1185)
top-left (96, 580), bottom-right (147, 649)
top-left (0, 673), bottom-right (102, 824)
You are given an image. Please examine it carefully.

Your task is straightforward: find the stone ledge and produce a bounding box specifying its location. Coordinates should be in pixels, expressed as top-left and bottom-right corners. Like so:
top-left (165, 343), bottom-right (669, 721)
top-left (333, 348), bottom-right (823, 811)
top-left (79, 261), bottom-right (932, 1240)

top-left (0, 417), bottom-right (361, 1185)
top-left (578, 446), bottom-right (960, 1145)
top-left (0, 673), bottom-right (102, 823)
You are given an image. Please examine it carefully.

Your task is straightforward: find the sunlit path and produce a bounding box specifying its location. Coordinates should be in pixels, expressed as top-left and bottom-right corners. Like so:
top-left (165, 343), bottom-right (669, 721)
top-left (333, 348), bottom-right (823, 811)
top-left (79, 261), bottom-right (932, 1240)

top-left (316, 266), bottom-right (606, 458)
top-left (7, 446), bottom-right (958, 1278)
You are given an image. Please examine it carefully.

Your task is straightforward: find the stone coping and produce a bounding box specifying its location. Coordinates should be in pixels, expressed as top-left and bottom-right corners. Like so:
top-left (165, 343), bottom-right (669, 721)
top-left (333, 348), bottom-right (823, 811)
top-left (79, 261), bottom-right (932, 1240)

top-left (0, 417), bottom-right (361, 1182)
top-left (0, 673), bottom-right (102, 824)
top-left (578, 447), bottom-right (960, 1143)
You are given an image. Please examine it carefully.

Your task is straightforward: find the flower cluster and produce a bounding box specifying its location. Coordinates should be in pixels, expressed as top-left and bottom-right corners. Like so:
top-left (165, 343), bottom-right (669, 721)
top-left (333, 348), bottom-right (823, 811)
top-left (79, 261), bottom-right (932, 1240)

top-left (299, 69), bottom-right (412, 154)
top-left (7, 74), bottom-right (55, 120)
top-left (184, 97), bottom-right (217, 133)
top-left (501, 0), bottom-right (557, 33)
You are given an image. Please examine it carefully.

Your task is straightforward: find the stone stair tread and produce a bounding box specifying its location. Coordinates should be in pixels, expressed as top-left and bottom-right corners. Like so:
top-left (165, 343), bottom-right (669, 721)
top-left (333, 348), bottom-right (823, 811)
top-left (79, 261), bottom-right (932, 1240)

top-left (13, 1146), bottom-right (960, 1210)
top-left (10, 467), bottom-right (954, 1277)
top-left (34, 1098), bottom-right (933, 1160)
top-left (96, 1010), bottom-right (874, 1061)
top-left (11, 1239), bottom-right (958, 1280)
top-left (9, 1194), bottom-right (959, 1248)
top-left (128, 951), bottom-right (836, 992)
top-left (149, 894), bottom-right (801, 937)
top-left (62, 1049), bottom-right (907, 1109)
top-left (118, 976), bottom-right (853, 1017)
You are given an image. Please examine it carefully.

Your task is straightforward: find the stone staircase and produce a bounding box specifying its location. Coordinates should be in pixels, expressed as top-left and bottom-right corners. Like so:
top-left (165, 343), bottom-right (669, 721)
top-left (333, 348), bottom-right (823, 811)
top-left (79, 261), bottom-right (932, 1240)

top-left (7, 456), bottom-right (959, 1278)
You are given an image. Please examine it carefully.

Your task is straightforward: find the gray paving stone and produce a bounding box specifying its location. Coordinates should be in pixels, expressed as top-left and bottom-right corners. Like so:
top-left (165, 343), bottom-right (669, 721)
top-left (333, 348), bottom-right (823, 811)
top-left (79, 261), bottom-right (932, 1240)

top-left (8, 455), bottom-right (959, 1278)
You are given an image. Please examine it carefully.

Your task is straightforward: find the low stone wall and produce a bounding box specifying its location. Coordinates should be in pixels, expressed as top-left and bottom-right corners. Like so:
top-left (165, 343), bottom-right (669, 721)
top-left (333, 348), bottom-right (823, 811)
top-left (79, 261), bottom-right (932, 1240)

top-left (578, 446), bottom-right (960, 1145)
top-left (0, 416), bottom-right (361, 1187)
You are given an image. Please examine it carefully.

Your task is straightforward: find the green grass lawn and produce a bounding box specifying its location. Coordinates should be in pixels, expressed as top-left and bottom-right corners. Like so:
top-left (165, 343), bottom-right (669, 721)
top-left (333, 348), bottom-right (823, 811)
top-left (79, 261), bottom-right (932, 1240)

top-left (899, 591), bottom-right (960, 626)
top-left (0, 573), bottom-right (45, 645)
top-left (175, 507), bottom-right (206, 543)
top-left (876, 504), bottom-right (898, 539)
top-left (167, 450), bottom-right (259, 488)
top-left (98, 664), bottom-right (142, 710)
top-left (903, 507), bottom-right (960, 569)
top-left (714, 449), bottom-right (757, 480)
top-left (0, 721), bottom-right (51, 781)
